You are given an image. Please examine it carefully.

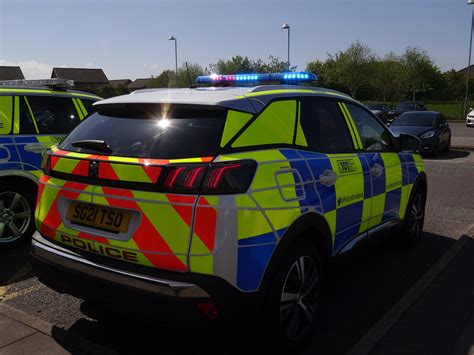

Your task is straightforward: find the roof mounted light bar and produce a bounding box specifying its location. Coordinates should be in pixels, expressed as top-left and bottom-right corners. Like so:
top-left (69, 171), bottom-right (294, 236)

top-left (195, 72), bottom-right (317, 86)
top-left (0, 78), bottom-right (74, 89)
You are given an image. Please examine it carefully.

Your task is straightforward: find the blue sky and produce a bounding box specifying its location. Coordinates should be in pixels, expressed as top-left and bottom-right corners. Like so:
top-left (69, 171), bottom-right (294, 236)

top-left (0, 0), bottom-right (470, 80)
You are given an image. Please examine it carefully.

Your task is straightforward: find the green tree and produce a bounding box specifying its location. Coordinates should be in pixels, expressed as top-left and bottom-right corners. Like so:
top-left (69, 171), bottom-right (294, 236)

top-left (176, 62), bottom-right (205, 87)
top-left (440, 69), bottom-right (464, 101)
top-left (326, 41), bottom-right (376, 98)
top-left (371, 53), bottom-right (407, 103)
top-left (148, 70), bottom-right (175, 88)
top-left (210, 55), bottom-right (296, 74)
top-left (402, 47), bottom-right (441, 101)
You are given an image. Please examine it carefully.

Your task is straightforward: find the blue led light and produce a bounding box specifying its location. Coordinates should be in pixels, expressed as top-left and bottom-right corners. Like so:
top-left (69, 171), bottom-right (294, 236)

top-left (195, 72), bottom-right (317, 85)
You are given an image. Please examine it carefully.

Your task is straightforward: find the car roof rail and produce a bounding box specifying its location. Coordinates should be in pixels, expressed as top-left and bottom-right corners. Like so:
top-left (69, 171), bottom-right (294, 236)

top-left (0, 78), bottom-right (74, 90)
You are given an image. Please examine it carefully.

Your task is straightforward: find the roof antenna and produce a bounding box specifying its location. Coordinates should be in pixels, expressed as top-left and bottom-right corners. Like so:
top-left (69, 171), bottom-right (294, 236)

top-left (185, 62), bottom-right (196, 89)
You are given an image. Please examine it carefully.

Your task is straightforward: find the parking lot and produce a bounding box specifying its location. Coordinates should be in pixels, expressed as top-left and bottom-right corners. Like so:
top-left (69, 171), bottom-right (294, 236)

top-left (1, 125), bottom-right (473, 355)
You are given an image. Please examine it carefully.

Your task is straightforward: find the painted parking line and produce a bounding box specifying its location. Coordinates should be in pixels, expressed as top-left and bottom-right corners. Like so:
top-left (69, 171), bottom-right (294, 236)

top-left (347, 234), bottom-right (472, 355)
top-left (0, 285), bottom-right (42, 302)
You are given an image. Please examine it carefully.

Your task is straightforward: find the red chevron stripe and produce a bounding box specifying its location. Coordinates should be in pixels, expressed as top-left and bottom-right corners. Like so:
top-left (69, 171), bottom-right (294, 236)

top-left (193, 197), bottom-right (217, 252)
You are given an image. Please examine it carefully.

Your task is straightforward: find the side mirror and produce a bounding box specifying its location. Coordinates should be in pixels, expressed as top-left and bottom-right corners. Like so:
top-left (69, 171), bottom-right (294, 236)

top-left (399, 134), bottom-right (420, 153)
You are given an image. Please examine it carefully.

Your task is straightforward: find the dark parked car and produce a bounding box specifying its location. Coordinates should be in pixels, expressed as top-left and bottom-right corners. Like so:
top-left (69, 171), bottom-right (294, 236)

top-left (387, 101), bottom-right (427, 123)
top-left (366, 103), bottom-right (390, 123)
top-left (390, 111), bottom-right (451, 156)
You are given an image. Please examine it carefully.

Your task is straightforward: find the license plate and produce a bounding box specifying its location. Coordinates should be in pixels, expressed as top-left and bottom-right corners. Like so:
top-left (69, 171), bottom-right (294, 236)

top-left (66, 202), bottom-right (131, 234)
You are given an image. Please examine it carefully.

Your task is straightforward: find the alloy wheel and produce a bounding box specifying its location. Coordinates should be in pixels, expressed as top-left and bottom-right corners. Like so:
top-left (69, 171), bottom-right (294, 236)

top-left (409, 193), bottom-right (424, 243)
top-left (280, 256), bottom-right (320, 341)
top-left (0, 192), bottom-right (31, 244)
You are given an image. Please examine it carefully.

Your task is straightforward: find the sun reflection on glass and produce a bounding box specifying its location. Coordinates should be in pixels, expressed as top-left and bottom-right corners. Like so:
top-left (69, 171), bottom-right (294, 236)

top-left (158, 118), bottom-right (170, 129)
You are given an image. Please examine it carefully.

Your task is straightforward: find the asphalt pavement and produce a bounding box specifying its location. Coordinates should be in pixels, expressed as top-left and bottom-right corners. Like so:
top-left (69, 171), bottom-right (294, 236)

top-left (1, 134), bottom-right (474, 354)
top-left (450, 122), bottom-right (474, 150)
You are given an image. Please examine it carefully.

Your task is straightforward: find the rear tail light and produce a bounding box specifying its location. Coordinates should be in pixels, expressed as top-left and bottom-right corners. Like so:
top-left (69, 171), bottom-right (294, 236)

top-left (201, 160), bottom-right (256, 194)
top-left (159, 165), bottom-right (208, 193)
top-left (42, 151), bottom-right (256, 195)
top-left (41, 152), bottom-right (52, 176)
top-left (158, 160), bottom-right (256, 194)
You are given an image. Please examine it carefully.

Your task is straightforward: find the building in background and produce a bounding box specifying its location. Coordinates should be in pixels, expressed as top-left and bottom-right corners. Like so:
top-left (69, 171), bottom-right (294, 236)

top-left (51, 68), bottom-right (108, 94)
top-left (0, 66), bottom-right (25, 80)
top-left (109, 79), bottom-right (132, 88)
top-left (128, 78), bottom-right (153, 91)
top-left (458, 65), bottom-right (474, 79)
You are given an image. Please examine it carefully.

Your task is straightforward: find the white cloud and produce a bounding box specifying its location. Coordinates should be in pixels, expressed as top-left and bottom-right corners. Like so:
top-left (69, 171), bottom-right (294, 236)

top-left (0, 59), bottom-right (52, 79)
top-left (144, 63), bottom-right (160, 73)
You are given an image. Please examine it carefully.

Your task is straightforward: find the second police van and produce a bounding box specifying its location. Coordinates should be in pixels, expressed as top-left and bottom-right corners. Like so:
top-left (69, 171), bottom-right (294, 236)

top-left (0, 79), bottom-right (101, 247)
top-left (31, 73), bottom-right (427, 346)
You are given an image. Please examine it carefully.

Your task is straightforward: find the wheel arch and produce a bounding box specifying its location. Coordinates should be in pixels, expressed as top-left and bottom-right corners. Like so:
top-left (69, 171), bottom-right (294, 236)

top-left (259, 212), bottom-right (333, 293)
top-left (0, 174), bottom-right (39, 197)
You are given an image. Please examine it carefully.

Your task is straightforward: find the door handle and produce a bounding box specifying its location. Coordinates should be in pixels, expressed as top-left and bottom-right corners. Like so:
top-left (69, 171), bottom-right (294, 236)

top-left (370, 163), bottom-right (384, 177)
top-left (319, 170), bottom-right (337, 186)
top-left (24, 143), bottom-right (50, 154)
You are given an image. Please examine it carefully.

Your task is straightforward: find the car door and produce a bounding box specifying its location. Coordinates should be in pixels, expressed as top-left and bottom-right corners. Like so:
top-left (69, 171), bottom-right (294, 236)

top-left (0, 95), bottom-right (22, 172)
top-left (437, 114), bottom-right (450, 147)
top-left (342, 102), bottom-right (403, 228)
top-left (14, 95), bottom-right (83, 176)
top-left (297, 98), bottom-right (367, 254)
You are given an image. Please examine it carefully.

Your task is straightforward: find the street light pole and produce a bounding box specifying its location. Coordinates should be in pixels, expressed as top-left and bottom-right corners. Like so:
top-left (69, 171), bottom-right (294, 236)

top-left (168, 36), bottom-right (178, 81)
top-left (464, 1), bottom-right (474, 118)
top-left (282, 23), bottom-right (290, 70)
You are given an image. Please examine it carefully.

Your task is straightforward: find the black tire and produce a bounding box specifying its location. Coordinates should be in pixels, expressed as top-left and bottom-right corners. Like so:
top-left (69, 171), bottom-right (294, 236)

top-left (0, 182), bottom-right (37, 248)
top-left (431, 140), bottom-right (439, 157)
top-left (399, 186), bottom-right (426, 249)
top-left (443, 138), bottom-right (451, 152)
top-left (260, 236), bottom-right (324, 349)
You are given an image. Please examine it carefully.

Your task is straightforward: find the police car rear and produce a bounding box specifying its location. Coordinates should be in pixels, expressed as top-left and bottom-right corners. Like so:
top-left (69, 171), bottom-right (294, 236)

top-left (32, 72), bottom-right (427, 346)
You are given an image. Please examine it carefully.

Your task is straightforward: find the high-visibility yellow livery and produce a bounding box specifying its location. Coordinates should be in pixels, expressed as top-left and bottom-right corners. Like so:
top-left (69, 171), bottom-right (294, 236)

top-left (0, 79), bottom-right (101, 247)
top-left (31, 73), bottom-right (427, 346)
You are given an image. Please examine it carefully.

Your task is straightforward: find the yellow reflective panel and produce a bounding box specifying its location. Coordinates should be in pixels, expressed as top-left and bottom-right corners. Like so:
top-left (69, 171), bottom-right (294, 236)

top-left (77, 99), bottom-right (88, 117)
top-left (399, 184), bottom-right (412, 219)
top-left (295, 102), bottom-right (308, 147)
top-left (238, 209), bottom-right (272, 240)
top-left (0, 96), bottom-right (13, 134)
top-left (232, 100), bottom-right (296, 147)
top-left (382, 153), bottom-right (402, 192)
top-left (72, 99), bottom-right (84, 120)
top-left (13, 96), bottom-right (19, 134)
top-left (328, 155), bottom-right (364, 209)
top-left (368, 194), bottom-right (385, 228)
top-left (220, 110), bottom-right (253, 147)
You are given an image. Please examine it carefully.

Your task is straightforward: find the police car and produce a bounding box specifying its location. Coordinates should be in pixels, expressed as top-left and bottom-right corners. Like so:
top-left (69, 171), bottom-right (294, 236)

top-left (31, 73), bottom-right (426, 346)
top-left (0, 79), bottom-right (101, 247)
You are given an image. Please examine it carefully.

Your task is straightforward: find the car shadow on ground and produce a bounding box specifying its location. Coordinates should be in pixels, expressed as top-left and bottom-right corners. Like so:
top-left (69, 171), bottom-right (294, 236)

top-left (53, 231), bottom-right (456, 355)
top-left (0, 242), bottom-right (34, 286)
top-left (422, 149), bottom-right (470, 161)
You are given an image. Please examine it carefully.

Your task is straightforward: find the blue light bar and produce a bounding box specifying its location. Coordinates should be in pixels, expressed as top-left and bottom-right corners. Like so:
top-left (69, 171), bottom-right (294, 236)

top-left (195, 72), bottom-right (317, 85)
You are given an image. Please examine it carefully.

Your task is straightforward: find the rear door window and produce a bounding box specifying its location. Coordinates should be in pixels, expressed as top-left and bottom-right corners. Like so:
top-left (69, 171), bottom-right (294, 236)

top-left (19, 97), bottom-right (37, 134)
top-left (26, 96), bottom-right (81, 134)
top-left (61, 104), bottom-right (226, 159)
top-left (298, 99), bottom-right (354, 152)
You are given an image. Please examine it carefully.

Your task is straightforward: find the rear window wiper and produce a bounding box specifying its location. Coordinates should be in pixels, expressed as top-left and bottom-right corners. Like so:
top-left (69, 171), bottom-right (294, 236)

top-left (71, 140), bottom-right (113, 154)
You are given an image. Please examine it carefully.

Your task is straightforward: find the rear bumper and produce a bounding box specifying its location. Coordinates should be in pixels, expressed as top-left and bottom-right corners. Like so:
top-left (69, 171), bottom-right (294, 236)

top-left (31, 232), bottom-right (258, 320)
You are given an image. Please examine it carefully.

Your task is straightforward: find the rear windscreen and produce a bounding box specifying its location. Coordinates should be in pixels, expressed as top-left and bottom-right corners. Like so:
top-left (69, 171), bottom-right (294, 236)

top-left (60, 104), bottom-right (226, 159)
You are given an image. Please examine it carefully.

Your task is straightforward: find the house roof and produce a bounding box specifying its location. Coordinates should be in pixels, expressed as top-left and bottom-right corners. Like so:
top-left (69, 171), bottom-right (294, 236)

top-left (109, 79), bottom-right (131, 88)
top-left (51, 68), bottom-right (108, 83)
top-left (0, 66), bottom-right (25, 80)
top-left (128, 78), bottom-right (153, 89)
